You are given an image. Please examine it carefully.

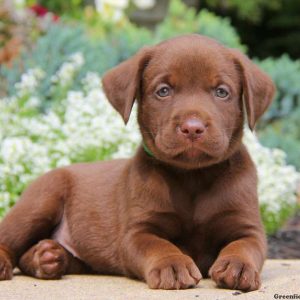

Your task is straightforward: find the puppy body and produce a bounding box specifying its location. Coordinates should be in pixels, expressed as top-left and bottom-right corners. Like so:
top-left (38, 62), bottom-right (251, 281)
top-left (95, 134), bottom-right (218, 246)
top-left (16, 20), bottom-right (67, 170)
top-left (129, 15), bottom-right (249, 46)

top-left (0, 35), bottom-right (275, 291)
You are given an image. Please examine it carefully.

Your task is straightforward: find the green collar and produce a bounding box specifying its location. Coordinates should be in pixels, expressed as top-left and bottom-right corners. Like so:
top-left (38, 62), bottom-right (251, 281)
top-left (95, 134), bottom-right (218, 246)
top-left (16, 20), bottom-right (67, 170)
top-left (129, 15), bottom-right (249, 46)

top-left (142, 142), bottom-right (155, 158)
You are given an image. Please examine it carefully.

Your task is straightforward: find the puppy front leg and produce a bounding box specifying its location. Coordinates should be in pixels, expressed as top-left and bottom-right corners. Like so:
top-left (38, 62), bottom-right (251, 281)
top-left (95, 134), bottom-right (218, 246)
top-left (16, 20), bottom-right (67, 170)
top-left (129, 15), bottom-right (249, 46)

top-left (0, 169), bottom-right (69, 280)
top-left (122, 232), bottom-right (202, 289)
top-left (209, 236), bottom-right (266, 292)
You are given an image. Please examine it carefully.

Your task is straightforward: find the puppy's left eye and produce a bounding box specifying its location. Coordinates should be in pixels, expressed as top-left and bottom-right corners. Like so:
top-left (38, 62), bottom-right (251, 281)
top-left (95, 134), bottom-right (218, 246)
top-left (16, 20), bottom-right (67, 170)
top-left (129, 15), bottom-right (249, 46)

top-left (215, 86), bottom-right (229, 99)
top-left (156, 85), bottom-right (171, 98)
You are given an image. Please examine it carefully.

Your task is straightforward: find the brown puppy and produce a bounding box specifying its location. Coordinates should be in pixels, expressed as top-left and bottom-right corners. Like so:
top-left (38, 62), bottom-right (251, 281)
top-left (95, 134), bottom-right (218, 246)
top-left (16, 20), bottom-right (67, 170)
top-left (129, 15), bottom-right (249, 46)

top-left (0, 34), bottom-right (275, 291)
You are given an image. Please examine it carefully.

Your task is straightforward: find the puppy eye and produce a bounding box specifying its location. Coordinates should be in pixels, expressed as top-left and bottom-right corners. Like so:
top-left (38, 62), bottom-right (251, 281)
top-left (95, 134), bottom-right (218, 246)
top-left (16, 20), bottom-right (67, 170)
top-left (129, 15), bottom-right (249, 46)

top-left (215, 87), bottom-right (229, 99)
top-left (156, 85), bottom-right (171, 98)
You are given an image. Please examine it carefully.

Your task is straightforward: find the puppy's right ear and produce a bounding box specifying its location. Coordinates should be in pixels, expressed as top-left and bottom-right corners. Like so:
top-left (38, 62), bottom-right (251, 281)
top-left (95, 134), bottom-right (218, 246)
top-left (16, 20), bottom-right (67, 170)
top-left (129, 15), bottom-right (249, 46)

top-left (102, 47), bottom-right (153, 124)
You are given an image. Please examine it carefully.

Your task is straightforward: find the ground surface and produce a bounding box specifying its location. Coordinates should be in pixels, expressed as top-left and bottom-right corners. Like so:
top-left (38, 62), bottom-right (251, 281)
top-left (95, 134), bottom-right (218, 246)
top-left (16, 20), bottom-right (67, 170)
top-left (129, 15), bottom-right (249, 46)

top-left (1, 260), bottom-right (299, 300)
top-left (268, 212), bottom-right (300, 258)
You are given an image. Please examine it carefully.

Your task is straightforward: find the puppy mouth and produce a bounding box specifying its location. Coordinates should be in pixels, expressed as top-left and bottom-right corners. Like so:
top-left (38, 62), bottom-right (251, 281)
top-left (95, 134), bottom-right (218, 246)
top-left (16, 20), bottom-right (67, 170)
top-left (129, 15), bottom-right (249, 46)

top-left (175, 149), bottom-right (214, 163)
top-left (154, 132), bottom-right (228, 163)
top-left (155, 137), bottom-right (217, 161)
top-left (181, 146), bottom-right (209, 159)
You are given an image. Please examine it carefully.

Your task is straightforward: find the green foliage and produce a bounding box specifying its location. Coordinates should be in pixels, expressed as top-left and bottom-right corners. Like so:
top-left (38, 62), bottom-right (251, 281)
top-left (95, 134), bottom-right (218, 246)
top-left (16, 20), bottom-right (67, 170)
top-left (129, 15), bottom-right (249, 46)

top-left (72, 145), bottom-right (119, 164)
top-left (257, 55), bottom-right (300, 124)
top-left (255, 56), bottom-right (300, 175)
top-left (107, 22), bottom-right (153, 61)
top-left (202, 0), bottom-right (300, 59)
top-left (0, 7), bottom-right (14, 49)
top-left (196, 9), bottom-right (245, 51)
top-left (38, 0), bottom-right (85, 15)
top-left (258, 108), bottom-right (300, 170)
top-left (156, 0), bottom-right (245, 50)
top-left (261, 203), bottom-right (299, 235)
top-left (256, 54), bottom-right (300, 174)
top-left (155, 0), bottom-right (199, 39)
top-left (205, 0), bottom-right (282, 23)
top-left (0, 23), bottom-right (120, 105)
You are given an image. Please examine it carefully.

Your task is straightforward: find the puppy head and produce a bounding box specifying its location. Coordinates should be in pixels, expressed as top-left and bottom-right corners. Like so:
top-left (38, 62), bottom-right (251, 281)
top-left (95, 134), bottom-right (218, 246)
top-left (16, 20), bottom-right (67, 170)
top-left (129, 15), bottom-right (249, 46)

top-left (102, 34), bottom-right (275, 169)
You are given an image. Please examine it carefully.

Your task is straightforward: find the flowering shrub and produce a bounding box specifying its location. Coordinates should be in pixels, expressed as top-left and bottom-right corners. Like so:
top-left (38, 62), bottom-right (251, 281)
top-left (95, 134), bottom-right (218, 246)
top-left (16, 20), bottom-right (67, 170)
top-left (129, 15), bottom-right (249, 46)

top-left (0, 52), bottom-right (299, 234)
top-left (244, 130), bottom-right (299, 234)
top-left (0, 53), bottom-right (139, 216)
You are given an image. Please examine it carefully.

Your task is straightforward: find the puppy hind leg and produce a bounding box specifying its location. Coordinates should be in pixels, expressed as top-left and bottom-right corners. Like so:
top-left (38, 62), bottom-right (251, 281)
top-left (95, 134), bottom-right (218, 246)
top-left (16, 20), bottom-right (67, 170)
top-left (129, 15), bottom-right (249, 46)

top-left (0, 169), bottom-right (71, 280)
top-left (19, 239), bottom-right (93, 279)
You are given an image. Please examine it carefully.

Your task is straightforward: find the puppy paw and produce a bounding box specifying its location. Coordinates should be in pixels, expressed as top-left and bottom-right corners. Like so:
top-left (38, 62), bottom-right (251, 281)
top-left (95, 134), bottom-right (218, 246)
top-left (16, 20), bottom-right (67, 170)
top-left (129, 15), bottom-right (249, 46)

top-left (0, 255), bottom-right (13, 280)
top-left (145, 255), bottom-right (202, 289)
top-left (209, 256), bottom-right (260, 292)
top-left (20, 240), bottom-right (68, 279)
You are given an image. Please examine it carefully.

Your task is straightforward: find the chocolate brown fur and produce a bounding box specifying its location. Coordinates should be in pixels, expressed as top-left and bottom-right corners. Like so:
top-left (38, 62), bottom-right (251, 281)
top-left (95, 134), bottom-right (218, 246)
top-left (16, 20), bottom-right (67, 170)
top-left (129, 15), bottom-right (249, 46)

top-left (0, 34), bottom-right (275, 291)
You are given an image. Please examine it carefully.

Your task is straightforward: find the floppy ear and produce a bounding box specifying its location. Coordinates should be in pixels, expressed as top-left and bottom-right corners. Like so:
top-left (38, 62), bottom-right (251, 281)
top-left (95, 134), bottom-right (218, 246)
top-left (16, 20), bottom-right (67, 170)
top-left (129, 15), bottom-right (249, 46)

top-left (230, 49), bottom-right (276, 130)
top-left (102, 47), bottom-right (153, 124)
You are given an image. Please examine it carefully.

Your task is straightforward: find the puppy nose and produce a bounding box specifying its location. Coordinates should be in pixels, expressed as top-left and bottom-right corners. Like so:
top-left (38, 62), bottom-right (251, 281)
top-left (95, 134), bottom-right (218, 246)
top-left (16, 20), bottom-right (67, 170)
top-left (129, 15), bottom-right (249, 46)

top-left (179, 118), bottom-right (206, 140)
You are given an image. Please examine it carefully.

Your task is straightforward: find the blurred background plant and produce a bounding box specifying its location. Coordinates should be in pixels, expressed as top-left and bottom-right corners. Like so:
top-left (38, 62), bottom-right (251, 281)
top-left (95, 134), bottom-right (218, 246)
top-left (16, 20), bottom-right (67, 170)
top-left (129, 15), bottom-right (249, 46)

top-left (0, 6), bottom-right (22, 66)
top-left (0, 0), bottom-right (299, 237)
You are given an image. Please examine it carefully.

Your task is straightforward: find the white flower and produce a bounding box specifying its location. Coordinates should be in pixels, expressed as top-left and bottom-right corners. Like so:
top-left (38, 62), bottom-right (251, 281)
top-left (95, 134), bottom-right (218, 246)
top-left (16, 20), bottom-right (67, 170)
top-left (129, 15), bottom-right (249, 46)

top-left (51, 52), bottom-right (85, 87)
top-left (56, 157), bottom-right (71, 167)
top-left (82, 72), bottom-right (101, 91)
top-left (95, 0), bottom-right (129, 21)
top-left (26, 96), bottom-right (40, 109)
top-left (14, 0), bottom-right (26, 8)
top-left (69, 53), bottom-right (84, 67)
top-left (15, 68), bottom-right (45, 97)
top-left (133, 0), bottom-right (156, 9)
top-left (244, 129), bottom-right (300, 217)
top-left (0, 193), bottom-right (10, 210)
top-left (102, 0), bottom-right (129, 9)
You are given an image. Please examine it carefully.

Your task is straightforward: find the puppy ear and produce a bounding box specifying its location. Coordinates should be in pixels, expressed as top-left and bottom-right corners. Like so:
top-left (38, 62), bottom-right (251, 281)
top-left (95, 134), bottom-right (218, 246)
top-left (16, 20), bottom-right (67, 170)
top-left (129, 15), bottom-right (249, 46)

top-left (102, 47), bottom-right (152, 124)
top-left (230, 49), bottom-right (276, 130)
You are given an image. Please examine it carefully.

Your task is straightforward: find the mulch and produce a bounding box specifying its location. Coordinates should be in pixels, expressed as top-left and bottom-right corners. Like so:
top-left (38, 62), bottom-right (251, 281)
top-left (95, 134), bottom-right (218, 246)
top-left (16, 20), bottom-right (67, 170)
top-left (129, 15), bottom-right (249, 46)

top-left (268, 212), bottom-right (300, 259)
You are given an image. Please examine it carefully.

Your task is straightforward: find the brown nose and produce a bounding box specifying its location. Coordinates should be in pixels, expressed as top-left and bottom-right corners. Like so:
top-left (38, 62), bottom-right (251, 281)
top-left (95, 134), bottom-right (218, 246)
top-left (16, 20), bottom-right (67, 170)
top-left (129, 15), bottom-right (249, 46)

top-left (179, 118), bottom-right (206, 141)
